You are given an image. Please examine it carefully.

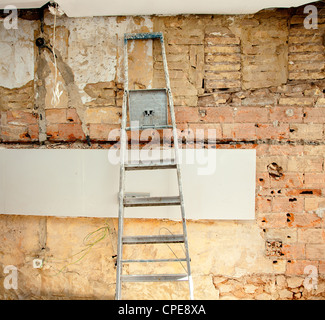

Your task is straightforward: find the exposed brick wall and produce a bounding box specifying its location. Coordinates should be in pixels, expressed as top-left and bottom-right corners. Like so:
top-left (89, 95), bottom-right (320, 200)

top-left (289, 7), bottom-right (325, 81)
top-left (0, 2), bottom-right (325, 300)
top-left (1, 6), bottom-right (324, 144)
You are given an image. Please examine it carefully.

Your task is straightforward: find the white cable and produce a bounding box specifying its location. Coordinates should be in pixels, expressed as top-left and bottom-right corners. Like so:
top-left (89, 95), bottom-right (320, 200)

top-left (159, 227), bottom-right (188, 273)
top-left (51, 3), bottom-right (63, 108)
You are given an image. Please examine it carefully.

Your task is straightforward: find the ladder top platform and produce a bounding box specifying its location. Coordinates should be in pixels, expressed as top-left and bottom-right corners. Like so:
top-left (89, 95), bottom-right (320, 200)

top-left (124, 32), bottom-right (163, 41)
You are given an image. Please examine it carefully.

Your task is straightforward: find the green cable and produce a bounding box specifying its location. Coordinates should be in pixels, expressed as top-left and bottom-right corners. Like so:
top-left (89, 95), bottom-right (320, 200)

top-left (50, 219), bottom-right (110, 276)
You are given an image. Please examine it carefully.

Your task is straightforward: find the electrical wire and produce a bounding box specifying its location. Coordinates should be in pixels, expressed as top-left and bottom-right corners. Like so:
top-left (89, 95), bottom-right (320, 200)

top-left (50, 2), bottom-right (63, 108)
top-left (159, 227), bottom-right (188, 273)
top-left (50, 219), bottom-right (110, 276)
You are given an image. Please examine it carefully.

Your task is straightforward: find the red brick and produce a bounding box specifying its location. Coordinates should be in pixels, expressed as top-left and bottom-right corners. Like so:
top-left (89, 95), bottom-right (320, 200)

top-left (27, 124), bottom-right (39, 141)
top-left (1, 124), bottom-right (30, 142)
top-left (256, 123), bottom-right (289, 140)
top-left (187, 123), bottom-right (222, 140)
top-left (306, 244), bottom-right (325, 260)
top-left (6, 110), bottom-right (38, 125)
top-left (175, 107), bottom-right (200, 123)
top-left (257, 188), bottom-right (278, 197)
top-left (304, 197), bottom-right (325, 212)
top-left (88, 124), bottom-right (120, 141)
top-left (234, 107), bottom-right (269, 123)
top-left (256, 197), bottom-right (272, 213)
top-left (46, 124), bottom-right (59, 140)
top-left (257, 213), bottom-right (287, 229)
top-left (304, 145), bottom-right (325, 155)
top-left (47, 123), bottom-right (85, 142)
top-left (66, 108), bottom-right (81, 124)
top-left (256, 155), bottom-right (288, 173)
top-left (255, 144), bottom-right (269, 156)
top-left (282, 243), bottom-right (305, 260)
top-left (85, 107), bottom-right (121, 124)
top-left (269, 107), bottom-right (303, 123)
top-left (298, 229), bottom-right (325, 244)
top-left (268, 145), bottom-right (304, 156)
top-left (256, 173), bottom-right (270, 188)
top-left (45, 109), bottom-right (67, 124)
top-left (272, 197), bottom-right (304, 213)
top-left (305, 173), bottom-right (325, 187)
top-left (287, 156), bottom-right (323, 172)
top-left (304, 107), bottom-right (325, 123)
top-left (203, 107), bottom-right (234, 123)
top-left (319, 261), bottom-right (325, 275)
top-left (286, 189), bottom-right (322, 197)
top-left (289, 123), bottom-right (323, 140)
top-left (286, 260), bottom-right (318, 276)
top-left (287, 213), bottom-right (322, 228)
top-left (222, 123), bottom-right (256, 140)
top-left (162, 124), bottom-right (188, 143)
top-left (271, 172), bottom-right (304, 189)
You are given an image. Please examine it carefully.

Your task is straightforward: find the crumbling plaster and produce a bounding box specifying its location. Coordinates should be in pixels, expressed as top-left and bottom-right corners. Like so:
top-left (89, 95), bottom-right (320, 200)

top-left (0, 19), bottom-right (36, 89)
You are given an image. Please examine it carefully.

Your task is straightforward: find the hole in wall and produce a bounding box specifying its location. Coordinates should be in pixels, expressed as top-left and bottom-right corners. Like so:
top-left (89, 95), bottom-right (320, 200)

top-left (300, 190), bottom-right (313, 195)
top-left (267, 162), bottom-right (283, 180)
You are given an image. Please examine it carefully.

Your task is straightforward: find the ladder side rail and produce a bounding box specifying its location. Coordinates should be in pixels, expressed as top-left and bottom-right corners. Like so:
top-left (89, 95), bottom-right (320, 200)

top-left (115, 36), bottom-right (130, 300)
top-left (160, 35), bottom-right (194, 300)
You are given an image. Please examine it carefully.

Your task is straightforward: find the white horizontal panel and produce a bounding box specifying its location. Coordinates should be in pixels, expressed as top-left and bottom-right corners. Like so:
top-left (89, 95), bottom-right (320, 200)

top-left (0, 148), bottom-right (255, 220)
top-left (3, 149), bottom-right (84, 216)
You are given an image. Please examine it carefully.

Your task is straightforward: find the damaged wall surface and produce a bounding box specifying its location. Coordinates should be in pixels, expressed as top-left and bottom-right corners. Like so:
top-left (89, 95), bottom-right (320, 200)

top-left (0, 1), bottom-right (325, 300)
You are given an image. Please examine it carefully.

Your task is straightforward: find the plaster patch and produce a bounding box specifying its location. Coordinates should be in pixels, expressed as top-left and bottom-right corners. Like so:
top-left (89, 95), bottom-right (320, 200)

top-left (0, 19), bottom-right (36, 89)
top-left (60, 15), bottom-right (153, 101)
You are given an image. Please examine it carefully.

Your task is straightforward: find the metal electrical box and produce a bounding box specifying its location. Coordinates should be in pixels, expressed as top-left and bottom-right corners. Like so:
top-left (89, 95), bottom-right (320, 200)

top-left (128, 88), bottom-right (168, 128)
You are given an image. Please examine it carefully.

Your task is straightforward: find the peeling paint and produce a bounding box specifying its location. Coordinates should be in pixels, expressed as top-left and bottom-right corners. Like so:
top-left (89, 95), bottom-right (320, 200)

top-left (0, 19), bottom-right (37, 89)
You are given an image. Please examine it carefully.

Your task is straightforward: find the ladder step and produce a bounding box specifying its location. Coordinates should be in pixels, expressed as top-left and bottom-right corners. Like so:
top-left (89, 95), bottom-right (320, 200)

top-left (123, 196), bottom-right (181, 207)
top-left (125, 161), bottom-right (176, 171)
top-left (122, 234), bottom-right (185, 244)
top-left (121, 274), bottom-right (189, 282)
top-left (121, 258), bottom-right (187, 263)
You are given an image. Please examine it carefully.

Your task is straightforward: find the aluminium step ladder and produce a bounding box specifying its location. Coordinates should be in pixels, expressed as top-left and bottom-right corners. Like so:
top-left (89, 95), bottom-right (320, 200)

top-left (115, 32), bottom-right (194, 300)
